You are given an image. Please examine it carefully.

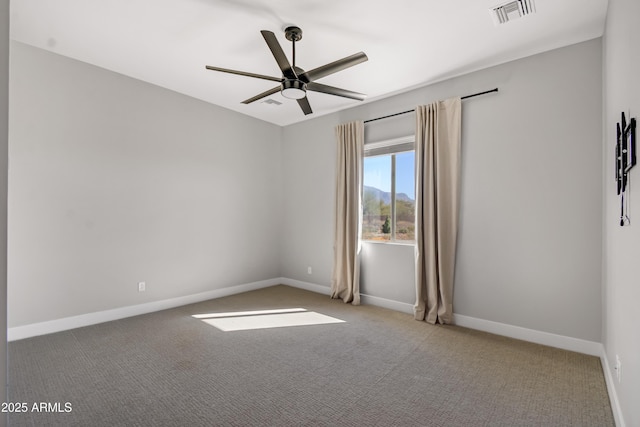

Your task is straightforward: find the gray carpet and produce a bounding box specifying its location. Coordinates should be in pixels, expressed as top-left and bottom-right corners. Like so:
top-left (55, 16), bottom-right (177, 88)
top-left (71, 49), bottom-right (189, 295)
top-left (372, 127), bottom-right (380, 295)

top-left (8, 285), bottom-right (614, 426)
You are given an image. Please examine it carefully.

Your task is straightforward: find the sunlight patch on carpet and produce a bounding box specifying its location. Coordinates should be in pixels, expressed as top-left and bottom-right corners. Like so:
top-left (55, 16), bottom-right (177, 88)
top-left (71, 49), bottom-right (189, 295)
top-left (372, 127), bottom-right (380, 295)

top-left (192, 308), bottom-right (345, 331)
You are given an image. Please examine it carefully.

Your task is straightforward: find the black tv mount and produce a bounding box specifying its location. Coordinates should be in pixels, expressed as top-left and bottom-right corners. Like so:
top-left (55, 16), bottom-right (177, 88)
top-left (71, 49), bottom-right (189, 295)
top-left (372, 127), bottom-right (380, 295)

top-left (616, 111), bottom-right (636, 226)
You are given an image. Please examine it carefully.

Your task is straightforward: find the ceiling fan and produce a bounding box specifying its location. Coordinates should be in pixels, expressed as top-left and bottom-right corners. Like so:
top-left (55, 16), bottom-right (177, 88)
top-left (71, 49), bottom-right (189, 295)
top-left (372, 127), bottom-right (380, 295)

top-left (205, 26), bottom-right (368, 115)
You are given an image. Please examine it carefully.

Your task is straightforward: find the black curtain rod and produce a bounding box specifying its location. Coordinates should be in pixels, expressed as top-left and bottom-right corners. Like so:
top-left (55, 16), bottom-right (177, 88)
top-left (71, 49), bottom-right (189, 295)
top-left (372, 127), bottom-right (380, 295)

top-left (363, 88), bottom-right (499, 124)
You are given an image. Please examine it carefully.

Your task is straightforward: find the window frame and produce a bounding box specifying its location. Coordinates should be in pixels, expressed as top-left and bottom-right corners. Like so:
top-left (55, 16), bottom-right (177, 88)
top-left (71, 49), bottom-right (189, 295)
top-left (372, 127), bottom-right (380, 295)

top-left (363, 136), bottom-right (415, 244)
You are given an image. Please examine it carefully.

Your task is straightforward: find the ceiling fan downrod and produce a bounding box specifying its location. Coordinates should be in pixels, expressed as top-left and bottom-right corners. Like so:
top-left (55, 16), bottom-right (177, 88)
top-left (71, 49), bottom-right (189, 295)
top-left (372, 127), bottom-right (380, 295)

top-left (284, 26), bottom-right (302, 68)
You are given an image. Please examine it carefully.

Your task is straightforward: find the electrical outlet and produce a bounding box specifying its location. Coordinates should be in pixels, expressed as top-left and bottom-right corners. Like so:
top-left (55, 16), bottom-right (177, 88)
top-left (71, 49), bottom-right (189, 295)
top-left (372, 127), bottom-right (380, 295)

top-left (615, 355), bottom-right (622, 382)
top-left (138, 281), bottom-right (146, 292)
top-left (307, 266), bottom-right (312, 275)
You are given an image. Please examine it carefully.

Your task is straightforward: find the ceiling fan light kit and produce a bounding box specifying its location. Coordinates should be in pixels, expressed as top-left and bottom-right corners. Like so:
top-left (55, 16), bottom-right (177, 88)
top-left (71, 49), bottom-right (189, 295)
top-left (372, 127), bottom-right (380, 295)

top-left (281, 79), bottom-right (307, 99)
top-left (205, 25), bottom-right (368, 115)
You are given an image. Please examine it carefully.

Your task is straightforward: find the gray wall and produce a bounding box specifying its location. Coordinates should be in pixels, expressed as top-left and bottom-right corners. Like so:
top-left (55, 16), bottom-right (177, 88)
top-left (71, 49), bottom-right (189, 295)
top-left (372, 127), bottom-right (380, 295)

top-left (8, 42), bottom-right (282, 327)
top-left (603, 0), bottom-right (640, 424)
top-left (1, 0), bottom-right (8, 423)
top-left (279, 114), bottom-right (337, 283)
top-left (281, 39), bottom-right (603, 342)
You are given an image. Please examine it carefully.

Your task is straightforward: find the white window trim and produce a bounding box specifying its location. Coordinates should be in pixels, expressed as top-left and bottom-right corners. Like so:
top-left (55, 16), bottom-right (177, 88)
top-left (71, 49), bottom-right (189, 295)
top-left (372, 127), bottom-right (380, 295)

top-left (364, 135), bottom-right (414, 152)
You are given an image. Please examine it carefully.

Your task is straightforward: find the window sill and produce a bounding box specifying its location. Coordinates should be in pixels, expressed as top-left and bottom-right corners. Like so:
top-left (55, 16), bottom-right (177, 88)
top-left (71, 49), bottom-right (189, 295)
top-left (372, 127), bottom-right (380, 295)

top-left (362, 240), bottom-right (415, 247)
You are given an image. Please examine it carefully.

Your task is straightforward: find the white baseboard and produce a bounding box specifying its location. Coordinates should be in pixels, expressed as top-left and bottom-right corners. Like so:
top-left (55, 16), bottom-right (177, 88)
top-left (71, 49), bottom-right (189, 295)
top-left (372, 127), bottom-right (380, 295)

top-left (279, 277), bottom-right (331, 295)
top-left (8, 278), bottom-right (281, 341)
top-left (600, 350), bottom-right (626, 427)
top-left (360, 293), bottom-right (414, 314)
top-left (452, 313), bottom-right (602, 356)
top-left (279, 278), bottom-right (415, 315)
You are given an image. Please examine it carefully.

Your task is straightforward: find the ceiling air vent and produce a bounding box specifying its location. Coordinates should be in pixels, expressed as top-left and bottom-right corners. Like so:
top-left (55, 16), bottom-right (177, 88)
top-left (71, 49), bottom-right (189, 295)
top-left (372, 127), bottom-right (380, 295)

top-left (491, 0), bottom-right (536, 25)
top-left (261, 98), bottom-right (282, 106)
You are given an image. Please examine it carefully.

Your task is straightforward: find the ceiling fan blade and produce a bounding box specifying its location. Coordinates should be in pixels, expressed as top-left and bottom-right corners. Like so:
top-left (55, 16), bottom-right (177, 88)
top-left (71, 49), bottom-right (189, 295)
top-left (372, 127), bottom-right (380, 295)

top-left (307, 82), bottom-right (366, 101)
top-left (241, 86), bottom-right (282, 104)
top-left (297, 97), bottom-right (313, 115)
top-left (205, 66), bottom-right (282, 82)
top-left (298, 52), bottom-right (368, 83)
top-left (260, 30), bottom-right (297, 79)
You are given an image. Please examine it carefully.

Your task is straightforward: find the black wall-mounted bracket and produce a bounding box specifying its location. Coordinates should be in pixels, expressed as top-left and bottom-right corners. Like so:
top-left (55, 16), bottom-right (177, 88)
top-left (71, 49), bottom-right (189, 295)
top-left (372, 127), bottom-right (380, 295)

top-left (616, 112), bottom-right (636, 226)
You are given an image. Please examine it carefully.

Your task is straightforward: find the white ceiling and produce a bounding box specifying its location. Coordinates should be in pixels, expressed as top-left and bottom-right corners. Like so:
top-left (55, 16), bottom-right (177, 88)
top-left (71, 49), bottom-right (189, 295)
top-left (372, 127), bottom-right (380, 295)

top-left (10, 0), bottom-right (608, 126)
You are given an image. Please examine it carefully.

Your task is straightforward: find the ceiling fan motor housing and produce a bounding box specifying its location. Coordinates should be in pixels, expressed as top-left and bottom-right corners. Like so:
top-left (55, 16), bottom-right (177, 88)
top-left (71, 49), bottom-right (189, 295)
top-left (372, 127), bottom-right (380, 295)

top-left (281, 79), bottom-right (307, 99)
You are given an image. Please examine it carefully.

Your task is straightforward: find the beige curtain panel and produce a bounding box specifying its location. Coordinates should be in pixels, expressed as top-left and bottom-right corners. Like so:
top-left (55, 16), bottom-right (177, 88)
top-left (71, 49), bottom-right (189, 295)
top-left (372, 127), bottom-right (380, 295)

top-left (414, 97), bottom-right (462, 324)
top-left (331, 121), bottom-right (364, 305)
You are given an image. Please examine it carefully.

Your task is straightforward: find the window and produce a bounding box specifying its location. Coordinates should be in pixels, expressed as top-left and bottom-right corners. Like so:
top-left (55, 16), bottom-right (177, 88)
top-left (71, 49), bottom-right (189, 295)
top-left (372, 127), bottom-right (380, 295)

top-left (363, 137), bottom-right (415, 242)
